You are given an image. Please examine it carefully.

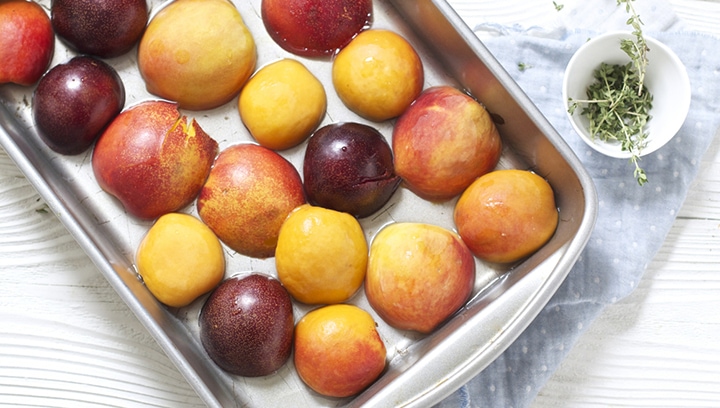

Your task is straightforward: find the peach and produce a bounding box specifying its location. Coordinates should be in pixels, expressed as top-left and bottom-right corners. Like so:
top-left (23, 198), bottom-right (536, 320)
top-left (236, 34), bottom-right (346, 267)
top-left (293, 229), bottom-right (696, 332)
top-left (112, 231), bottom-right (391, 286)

top-left (332, 29), bottom-right (424, 122)
top-left (136, 213), bottom-right (224, 308)
top-left (197, 144), bottom-right (306, 259)
top-left (275, 204), bottom-right (367, 305)
top-left (294, 304), bottom-right (386, 397)
top-left (0, 0), bottom-right (54, 86)
top-left (392, 85), bottom-right (502, 201)
top-left (92, 100), bottom-right (218, 220)
top-left (137, 0), bottom-right (256, 111)
top-left (365, 222), bottom-right (475, 334)
top-left (454, 169), bottom-right (559, 264)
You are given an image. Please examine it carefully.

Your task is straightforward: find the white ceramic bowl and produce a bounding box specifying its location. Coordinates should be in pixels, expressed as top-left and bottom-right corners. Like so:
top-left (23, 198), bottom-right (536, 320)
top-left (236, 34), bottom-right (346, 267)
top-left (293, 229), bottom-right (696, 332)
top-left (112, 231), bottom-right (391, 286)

top-left (562, 31), bottom-right (691, 158)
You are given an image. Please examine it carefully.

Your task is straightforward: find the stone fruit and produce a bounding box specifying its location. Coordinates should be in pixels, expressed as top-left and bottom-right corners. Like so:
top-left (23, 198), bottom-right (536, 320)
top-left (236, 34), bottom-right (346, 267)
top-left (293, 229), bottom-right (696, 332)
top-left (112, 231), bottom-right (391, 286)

top-left (393, 85), bottom-right (502, 201)
top-left (239, 59), bottom-right (326, 151)
top-left (261, 0), bottom-right (372, 57)
top-left (51, 0), bottom-right (148, 58)
top-left (136, 212), bottom-right (224, 308)
top-left (197, 144), bottom-right (306, 259)
top-left (276, 204), bottom-right (367, 304)
top-left (0, 0), bottom-right (54, 86)
top-left (332, 29), bottom-right (423, 122)
top-left (365, 222), bottom-right (475, 333)
top-left (33, 56), bottom-right (125, 155)
top-left (92, 100), bottom-right (218, 220)
top-left (454, 169), bottom-right (559, 264)
top-left (294, 304), bottom-right (386, 397)
top-left (303, 122), bottom-right (400, 218)
top-left (138, 0), bottom-right (256, 111)
top-left (199, 273), bottom-right (294, 377)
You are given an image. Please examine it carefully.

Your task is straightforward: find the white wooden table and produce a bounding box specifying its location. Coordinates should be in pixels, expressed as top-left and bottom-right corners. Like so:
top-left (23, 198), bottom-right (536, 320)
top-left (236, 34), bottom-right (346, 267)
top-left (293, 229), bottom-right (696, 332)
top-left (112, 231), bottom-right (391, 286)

top-left (2, 1), bottom-right (719, 407)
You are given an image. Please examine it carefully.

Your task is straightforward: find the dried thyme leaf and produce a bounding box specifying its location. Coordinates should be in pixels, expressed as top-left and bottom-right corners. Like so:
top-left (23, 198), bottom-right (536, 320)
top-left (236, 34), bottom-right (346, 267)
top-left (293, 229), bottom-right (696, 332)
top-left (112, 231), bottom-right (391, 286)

top-left (517, 62), bottom-right (532, 71)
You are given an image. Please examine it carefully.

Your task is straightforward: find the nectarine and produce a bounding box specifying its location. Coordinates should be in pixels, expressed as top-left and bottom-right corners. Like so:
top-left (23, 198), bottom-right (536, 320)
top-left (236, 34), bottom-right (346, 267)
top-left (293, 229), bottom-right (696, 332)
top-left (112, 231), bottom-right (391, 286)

top-left (294, 304), bottom-right (386, 397)
top-left (365, 222), bottom-right (475, 333)
top-left (454, 169), bottom-right (559, 263)
top-left (197, 144), bottom-right (306, 259)
top-left (138, 0), bottom-right (256, 110)
top-left (92, 100), bottom-right (218, 220)
top-left (0, 0), bottom-right (54, 86)
top-left (393, 85), bottom-right (502, 201)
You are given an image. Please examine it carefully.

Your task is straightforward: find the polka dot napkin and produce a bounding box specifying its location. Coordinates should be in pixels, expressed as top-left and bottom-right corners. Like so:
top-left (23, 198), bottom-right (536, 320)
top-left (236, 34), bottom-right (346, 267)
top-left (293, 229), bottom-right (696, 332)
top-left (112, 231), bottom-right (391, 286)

top-left (437, 5), bottom-right (720, 408)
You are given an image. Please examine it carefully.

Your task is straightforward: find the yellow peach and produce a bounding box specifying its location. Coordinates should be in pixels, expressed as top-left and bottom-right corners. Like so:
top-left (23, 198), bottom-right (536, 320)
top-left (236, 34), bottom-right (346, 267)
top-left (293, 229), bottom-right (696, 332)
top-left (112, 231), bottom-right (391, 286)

top-left (136, 213), bottom-right (225, 308)
top-left (239, 59), bottom-right (326, 150)
top-left (138, 0), bottom-right (256, 111)
top-left (294, 304), bottom-right (386, 397)
top-left (332, 29), bottom-right (423, 122)
top-left (454, 169), bottom-right (559, 263)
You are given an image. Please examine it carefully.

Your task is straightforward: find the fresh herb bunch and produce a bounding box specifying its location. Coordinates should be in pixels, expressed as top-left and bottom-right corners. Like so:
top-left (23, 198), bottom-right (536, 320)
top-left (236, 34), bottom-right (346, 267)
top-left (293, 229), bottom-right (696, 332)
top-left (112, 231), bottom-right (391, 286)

top-left (568, 0), bottom-right (653, 186)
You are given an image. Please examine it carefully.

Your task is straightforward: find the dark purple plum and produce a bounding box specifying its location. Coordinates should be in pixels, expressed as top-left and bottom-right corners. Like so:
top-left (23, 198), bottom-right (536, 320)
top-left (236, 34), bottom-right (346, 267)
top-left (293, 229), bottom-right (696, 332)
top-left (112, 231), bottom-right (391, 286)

top-left (32, 55), bottom-right (125, 155)
top-left (199, 274), bottom-right (294, 377)
top-left (303, 122), bottom-right (401, 218)
top-left (51, 0), bottom-right (148, 58)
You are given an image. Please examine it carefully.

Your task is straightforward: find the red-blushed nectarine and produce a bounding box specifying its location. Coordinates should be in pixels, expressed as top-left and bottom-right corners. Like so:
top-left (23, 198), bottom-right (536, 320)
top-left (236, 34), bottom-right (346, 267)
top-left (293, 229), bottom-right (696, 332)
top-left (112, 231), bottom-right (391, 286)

top-left (454, 169), bottom-right (559, 264)
top-left (261, 0), bottom-right (372, 57)
top-left (365, 222), bottom-right (476, 334)
top-left (294, 304), bottom-right (386, 397)
top-left (0, 0), bottom-right (54, 86)
top-left (392, 85), bottom-right (502, 201)
top-left (197, 144), bottom-right (306, 259)
top-left (92, 100), bottom-right (218, 220)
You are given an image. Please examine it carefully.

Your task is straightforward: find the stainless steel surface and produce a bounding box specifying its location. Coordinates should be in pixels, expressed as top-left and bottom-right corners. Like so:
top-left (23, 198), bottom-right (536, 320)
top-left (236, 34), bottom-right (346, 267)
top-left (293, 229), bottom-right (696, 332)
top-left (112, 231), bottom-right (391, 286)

top-left (0, 0), bottom-right (597, 406)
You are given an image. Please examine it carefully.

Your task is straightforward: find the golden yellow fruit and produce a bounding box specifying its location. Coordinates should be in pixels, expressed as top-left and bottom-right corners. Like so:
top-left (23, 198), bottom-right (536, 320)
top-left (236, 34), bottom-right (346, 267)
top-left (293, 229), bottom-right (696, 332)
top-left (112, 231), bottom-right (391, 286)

top-left (332, 29), bottom-right (424, 122)
top-left (136, 213), bottom-right (225, 307)
top-left (137, 0), bottom-right (256, 111)
top-left (294, 304), bottom-right (386, 398)
top-left (239, 59), bottom-right (327, 150)
top-left (275, 204), bottom-right (367, 304)
top-left (454, 169), bottom-right (559, 264)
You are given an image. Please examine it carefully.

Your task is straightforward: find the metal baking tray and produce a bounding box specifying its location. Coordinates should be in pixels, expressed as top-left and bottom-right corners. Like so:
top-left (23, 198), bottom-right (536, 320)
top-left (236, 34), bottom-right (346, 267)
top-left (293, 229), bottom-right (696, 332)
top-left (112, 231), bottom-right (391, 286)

top-left (0, 0), bottom-right (598, 406)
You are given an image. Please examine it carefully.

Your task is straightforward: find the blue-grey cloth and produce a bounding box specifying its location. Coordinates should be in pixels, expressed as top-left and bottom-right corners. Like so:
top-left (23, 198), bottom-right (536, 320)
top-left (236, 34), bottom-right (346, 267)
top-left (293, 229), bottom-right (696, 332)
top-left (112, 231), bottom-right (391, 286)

top-left (438, 22), bottom-right (720, 408)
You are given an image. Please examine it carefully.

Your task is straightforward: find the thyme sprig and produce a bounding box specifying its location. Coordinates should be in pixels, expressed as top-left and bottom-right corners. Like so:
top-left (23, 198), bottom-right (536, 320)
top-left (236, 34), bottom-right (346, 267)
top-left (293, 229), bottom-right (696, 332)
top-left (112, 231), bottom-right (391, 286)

top-left (567, 0), bottom-right (653, 186)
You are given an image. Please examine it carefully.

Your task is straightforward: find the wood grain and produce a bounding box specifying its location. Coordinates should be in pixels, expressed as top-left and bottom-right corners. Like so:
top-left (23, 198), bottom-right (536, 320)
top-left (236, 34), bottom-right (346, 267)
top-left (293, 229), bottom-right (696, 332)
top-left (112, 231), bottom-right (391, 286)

top-left (533, 123), bottom-right (720, 408)
top-left (0, 148), bottom-right (205, 407)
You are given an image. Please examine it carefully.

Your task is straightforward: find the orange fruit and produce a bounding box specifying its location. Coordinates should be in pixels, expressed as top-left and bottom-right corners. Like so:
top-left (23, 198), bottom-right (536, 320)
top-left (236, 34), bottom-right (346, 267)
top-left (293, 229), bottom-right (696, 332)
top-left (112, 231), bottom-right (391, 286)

top-left (239, 58), bottom-right (326, 150)
top-left (332, 29), bottom-right (424, 122)
top-left (365, 222), bottom-right (475, 333)
top-left (294, 304), bottom-right (386, 397)
top-left (136, 212), bottom-right (225, 307)
top-left (275, 204), bottom-right (367, 304)
top-left (454, 169), bottom-right (559, 263)
top-left (137, 0), bottom-right (256, 110)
